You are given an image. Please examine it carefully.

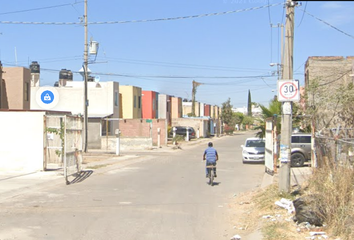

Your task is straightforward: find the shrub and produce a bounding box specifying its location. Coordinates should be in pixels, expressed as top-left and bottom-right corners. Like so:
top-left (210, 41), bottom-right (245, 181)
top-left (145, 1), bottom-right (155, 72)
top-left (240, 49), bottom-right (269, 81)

top-left (224, 125), bottom-right (235, 135)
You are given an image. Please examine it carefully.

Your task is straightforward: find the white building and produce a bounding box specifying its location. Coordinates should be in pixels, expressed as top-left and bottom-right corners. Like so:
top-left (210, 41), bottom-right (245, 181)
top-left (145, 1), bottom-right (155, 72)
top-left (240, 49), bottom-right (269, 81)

top-left (31, 81), bottom-right (120, 149)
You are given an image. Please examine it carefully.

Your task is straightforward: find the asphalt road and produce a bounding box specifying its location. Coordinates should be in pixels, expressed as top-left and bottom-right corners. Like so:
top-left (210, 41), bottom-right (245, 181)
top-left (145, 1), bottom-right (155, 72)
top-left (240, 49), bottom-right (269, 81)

top-left (0, 132), bottom-right (265, 240)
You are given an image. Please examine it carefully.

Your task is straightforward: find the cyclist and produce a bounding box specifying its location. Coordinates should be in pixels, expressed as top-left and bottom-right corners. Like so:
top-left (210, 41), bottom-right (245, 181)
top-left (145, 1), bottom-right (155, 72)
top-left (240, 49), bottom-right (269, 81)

top-left (203, 142), bottom-right (219, 178)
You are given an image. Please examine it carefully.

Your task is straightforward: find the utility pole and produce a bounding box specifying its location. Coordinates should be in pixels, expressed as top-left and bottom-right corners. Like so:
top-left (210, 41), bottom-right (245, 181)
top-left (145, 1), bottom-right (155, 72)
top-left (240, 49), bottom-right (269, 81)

top-left (191, 80), bottom-right (202, 116)
top-left (279, 0), bottom-right (296, 192)
top-left (83, 0), bottom-right (89, 152)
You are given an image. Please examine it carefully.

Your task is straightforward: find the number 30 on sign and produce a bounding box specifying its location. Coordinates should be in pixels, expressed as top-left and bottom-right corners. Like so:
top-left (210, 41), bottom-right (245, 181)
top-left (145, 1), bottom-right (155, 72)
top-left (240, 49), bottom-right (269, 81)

top-left (277, 80), bottom-right (300, 102)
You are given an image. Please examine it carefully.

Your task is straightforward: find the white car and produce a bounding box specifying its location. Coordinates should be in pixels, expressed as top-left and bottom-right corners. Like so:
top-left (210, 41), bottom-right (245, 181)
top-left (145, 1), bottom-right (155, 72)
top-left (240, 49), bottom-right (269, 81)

top-left (241, 138), bottom-right (265, 163)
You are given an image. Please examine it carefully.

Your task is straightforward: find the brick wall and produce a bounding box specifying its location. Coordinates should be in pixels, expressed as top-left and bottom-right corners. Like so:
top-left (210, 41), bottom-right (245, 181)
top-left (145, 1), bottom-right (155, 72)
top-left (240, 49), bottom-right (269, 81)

top-left (118, 119), bottom-right (167, 146)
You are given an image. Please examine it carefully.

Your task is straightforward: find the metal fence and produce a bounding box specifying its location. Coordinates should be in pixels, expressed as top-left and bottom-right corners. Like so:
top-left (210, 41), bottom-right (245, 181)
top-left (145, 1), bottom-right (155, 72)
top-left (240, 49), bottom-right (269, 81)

top-left (314, 131), bottom-right (354, 168)
top-left (44, 115), bottom-right (83, 183)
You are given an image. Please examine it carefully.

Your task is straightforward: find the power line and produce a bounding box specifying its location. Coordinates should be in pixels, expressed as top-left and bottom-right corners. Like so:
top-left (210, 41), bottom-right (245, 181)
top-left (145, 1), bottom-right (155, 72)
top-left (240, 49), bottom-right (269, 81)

top-left (101, 57), bottom-right (270, 73)
top-left (297, 1), bottom-right (307, 27)
top-left (298, 8), bottom-right (354, 40)
top-left (0, 1), bottom-right (84, 15)
top-left (0, 3), bottom-right (283, 25)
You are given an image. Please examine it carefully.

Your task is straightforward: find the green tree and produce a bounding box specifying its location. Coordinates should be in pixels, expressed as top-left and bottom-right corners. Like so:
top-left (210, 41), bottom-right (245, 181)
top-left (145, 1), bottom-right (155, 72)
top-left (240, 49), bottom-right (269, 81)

top-left (254, 97), bottom-right (282, 138)
top-left (234, 112), bottom-right (244, 126)
top-left (221, 98), bottom-right (234, 126)
top-left (247, 90), bottom-right (252, 117)
top-left (221, 98), bottom-right (238, 134)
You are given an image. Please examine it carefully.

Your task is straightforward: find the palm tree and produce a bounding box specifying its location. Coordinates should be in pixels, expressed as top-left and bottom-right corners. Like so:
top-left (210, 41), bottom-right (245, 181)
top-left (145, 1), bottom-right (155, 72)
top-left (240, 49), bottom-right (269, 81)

top-left (254, 97), bottom-right (281, 138)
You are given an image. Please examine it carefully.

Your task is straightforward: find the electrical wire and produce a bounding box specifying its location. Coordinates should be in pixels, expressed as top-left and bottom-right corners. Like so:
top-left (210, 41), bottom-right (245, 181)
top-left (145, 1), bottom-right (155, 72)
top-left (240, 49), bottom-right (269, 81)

top-left (298, 8), bottom-right (354, 40)
top-left (0, 2), bottom-right (284, 25)
top-left (99, 57), bottom-right (270, 73)
top-left (0, 1), bottom-right (83, 15)
top-left (297, 1), bottom-right (307, 27)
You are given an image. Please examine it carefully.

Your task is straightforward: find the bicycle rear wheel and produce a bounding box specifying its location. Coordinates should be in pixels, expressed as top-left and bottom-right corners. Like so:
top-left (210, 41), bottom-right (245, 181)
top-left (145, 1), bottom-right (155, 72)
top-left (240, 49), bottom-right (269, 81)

top-left (209, 169), bottom-right (214, 186)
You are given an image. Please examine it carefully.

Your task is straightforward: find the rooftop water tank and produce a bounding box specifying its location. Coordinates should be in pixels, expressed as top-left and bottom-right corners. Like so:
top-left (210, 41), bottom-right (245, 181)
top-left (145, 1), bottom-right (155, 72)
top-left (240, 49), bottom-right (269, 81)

top-left (59, 69), bottom-right (73, 80)
top-left (30, 61), bottom-right (40, 73)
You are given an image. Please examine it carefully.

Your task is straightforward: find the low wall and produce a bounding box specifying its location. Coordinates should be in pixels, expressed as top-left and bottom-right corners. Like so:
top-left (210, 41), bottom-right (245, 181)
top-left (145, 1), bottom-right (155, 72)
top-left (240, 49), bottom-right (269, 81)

top-left (119, 119), bottom-right (167, 146)
top-left (101, 136), bottom-right (153, 151)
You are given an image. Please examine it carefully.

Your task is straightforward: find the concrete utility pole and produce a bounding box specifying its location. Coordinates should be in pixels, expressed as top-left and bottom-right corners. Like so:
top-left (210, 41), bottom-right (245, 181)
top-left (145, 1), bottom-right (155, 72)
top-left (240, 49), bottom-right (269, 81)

top-left (279, 0), bottom-right (296, 192)
top-left (83, 0), bottom-right (89, 152)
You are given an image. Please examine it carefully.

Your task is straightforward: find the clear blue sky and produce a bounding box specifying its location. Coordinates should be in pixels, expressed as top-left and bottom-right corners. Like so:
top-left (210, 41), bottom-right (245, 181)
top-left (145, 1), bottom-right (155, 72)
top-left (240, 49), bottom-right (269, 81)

top-left (1, 1), bottom-right (353, 108)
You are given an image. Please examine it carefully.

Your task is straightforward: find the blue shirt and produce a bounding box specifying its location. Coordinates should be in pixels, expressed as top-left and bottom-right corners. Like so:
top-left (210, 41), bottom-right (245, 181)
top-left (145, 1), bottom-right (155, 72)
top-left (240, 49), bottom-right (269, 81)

top-left (204, 147), bottom-right (218, 163)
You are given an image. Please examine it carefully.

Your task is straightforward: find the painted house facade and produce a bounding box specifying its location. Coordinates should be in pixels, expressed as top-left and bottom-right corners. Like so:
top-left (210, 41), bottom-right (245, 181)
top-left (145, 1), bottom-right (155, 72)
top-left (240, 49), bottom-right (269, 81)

top-left (158, 94), bottom-right (172, 125)
top-left (142, 90), bottom-right (159, 119)
top-left (171, 96), bottom-right (182, 119)
top-left (119, 85), bottom-right (142, 119)
top-left (1, 67), bottom-right (31, 110)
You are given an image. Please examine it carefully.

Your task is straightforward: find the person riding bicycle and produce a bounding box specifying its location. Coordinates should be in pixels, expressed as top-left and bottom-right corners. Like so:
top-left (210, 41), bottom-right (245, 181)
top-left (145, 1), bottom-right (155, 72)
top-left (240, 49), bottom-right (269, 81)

top-left (203, 142), bottom-right (219, 178)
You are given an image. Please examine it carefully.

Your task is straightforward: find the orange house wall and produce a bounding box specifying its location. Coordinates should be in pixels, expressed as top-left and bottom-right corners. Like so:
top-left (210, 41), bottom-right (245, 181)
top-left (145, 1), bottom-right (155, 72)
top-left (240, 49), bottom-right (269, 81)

top-left (142, 91), bottom-right (157, 119)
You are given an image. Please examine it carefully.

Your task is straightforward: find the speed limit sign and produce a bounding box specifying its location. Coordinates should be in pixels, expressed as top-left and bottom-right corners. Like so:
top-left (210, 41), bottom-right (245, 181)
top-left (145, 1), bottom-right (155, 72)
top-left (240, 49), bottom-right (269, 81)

top-left (277, 80), bottom-right (300, 102)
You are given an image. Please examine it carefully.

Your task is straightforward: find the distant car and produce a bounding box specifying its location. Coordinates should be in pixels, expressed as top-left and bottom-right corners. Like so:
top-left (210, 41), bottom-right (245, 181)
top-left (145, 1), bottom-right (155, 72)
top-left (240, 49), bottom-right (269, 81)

top-left (291, 133), bottom-right (312, 167)
top-left (241, 138), bottom-right (265, 163)
top-left (170, 126), bottom-right (196, 141)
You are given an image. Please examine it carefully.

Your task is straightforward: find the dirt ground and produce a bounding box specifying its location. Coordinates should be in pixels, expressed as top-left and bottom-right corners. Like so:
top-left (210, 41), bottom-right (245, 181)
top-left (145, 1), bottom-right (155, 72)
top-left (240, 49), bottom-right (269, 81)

top-left (228, 186), bottom-right (333, 240)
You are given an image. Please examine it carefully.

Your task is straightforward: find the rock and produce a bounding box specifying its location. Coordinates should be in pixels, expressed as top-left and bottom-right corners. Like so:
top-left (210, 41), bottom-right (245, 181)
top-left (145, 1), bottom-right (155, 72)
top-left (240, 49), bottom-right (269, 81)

top-left (293, 195), bottom-right (325, 226)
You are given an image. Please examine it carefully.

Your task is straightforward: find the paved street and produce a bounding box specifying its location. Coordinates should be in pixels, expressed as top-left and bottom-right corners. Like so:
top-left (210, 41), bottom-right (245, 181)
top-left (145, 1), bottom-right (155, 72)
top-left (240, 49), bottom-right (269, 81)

top-left (0, 133), bottom-right (265, 240)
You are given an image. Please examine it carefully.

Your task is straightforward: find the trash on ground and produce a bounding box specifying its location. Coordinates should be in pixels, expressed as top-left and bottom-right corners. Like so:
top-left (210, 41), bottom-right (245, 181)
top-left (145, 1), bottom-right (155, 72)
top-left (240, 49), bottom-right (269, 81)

top-left (230, 234), bottom-right (241, 240)
top-left (275, 198), bottom-right (295, 214)
top-left (293, 195), bottom-right (325, 226)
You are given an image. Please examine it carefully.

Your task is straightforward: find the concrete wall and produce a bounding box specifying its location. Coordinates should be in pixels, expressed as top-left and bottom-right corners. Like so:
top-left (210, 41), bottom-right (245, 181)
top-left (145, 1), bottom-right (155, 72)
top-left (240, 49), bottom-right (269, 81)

top-left (101, 136), bottom-right (153, 151)
top-left (0, 111), bottom-right (45, 172)
top-left (305, 56), bottom-right (354, 129)
top-left (2, 67), bottom-right (31, 110)
top-left (171, 118), bottom-right (210, 138)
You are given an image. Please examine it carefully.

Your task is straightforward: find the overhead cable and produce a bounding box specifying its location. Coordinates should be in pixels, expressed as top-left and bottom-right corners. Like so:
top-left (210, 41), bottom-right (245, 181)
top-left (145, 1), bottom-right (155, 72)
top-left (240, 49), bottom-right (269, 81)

top-left (0, 2), bottom-right (283, 25)
top-left (0, 1), bottom-right (84, 16)
top-left (298, 8), bottom-right (354, 40)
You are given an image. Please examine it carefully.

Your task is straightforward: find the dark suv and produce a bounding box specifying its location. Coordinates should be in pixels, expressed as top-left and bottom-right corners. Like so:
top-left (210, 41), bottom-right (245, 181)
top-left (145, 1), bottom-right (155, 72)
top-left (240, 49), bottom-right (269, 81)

top-left (171, 126), bottom-right (196, 141)
top-left (291, 133), bottom-right (312, 167)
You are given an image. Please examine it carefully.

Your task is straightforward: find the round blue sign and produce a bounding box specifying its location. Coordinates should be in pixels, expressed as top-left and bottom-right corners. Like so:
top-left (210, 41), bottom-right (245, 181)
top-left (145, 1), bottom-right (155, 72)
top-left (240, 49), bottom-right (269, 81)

top-left (41, 90), bottom-right (54, 104)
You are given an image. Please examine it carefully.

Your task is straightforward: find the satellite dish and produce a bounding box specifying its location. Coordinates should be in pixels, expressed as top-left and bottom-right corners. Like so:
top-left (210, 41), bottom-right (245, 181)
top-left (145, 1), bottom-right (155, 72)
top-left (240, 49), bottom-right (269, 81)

top-left (94, 76), bottom-right (100, 83)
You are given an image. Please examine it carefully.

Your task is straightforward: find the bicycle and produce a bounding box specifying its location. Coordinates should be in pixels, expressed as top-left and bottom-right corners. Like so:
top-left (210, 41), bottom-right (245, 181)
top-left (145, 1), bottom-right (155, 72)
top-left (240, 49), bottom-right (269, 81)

top-left (206, 165), bottom-right (216, 186)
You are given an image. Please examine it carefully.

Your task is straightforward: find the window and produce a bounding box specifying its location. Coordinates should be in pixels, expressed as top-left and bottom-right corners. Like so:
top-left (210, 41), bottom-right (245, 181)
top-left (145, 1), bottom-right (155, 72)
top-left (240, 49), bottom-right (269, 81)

top-left (291, 136), bottom-right (299, 143)
top-left (299, 136), bottom-right (311, 143)
top-left (24, 82), bottom-right (29, 101)
top-left (134, 96), bottom-right (136, 108)
top-left (138, 96), bottom-right (141, 109)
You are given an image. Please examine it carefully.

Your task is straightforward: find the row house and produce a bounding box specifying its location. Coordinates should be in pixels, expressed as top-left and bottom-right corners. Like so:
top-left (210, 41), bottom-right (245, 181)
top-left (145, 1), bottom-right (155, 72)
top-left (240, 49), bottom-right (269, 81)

top-left (119, 85), bottom-right (142, 119)
top-left (142, 90), bottom-right (158, 119)
top-left (171, 96), bottom-right (182, 119)
top-left (1, 66), bottom-right (31, 110)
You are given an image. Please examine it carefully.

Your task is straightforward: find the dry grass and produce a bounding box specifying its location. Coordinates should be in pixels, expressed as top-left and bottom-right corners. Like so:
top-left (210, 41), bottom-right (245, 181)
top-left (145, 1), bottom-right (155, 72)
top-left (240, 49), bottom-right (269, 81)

top-left (229, 162), bottom-right (354, 240)
top-left (303, 162), bottom-right (354, 239)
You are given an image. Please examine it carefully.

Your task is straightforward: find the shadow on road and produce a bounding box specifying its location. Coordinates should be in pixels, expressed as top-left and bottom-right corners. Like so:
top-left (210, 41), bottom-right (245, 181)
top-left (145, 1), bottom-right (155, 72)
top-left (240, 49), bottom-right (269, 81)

top-left (67, 170), bottom-right (93, 185)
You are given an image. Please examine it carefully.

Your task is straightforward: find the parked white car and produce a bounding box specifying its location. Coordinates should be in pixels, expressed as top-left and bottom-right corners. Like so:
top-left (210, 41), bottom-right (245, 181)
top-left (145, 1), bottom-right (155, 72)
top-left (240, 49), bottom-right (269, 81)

top-left (241, 138), bottom-right (265, 163)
